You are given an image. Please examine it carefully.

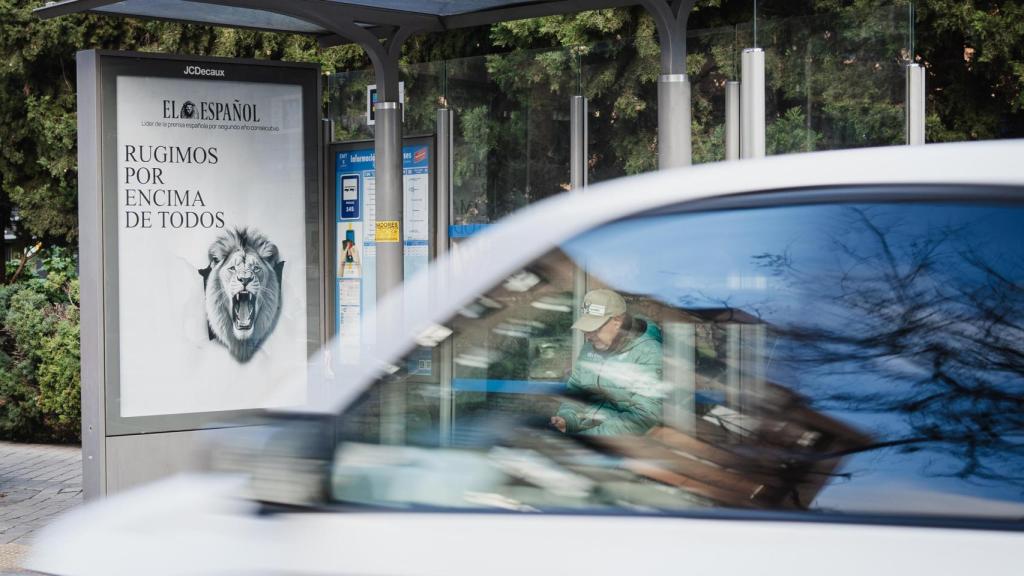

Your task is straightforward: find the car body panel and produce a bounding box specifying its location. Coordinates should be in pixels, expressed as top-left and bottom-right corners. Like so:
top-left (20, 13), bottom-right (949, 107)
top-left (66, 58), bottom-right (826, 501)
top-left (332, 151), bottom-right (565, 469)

top-left (29, 142), bottom-right (1024, 576)
top-left (28, 475), bottom-right (1024, 576)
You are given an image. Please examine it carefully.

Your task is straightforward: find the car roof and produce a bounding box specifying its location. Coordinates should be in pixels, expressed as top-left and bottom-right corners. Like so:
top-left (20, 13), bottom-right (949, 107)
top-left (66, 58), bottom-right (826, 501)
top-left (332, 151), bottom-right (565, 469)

top-left (303, 140), bottom-right (1024, 414)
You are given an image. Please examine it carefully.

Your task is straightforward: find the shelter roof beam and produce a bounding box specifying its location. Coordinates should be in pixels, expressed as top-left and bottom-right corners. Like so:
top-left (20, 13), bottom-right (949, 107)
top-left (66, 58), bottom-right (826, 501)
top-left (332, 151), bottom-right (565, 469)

top-left (192, 0), bottom-right (422, 99)
top-left (190, 0), bottom-right (442, 32)
top-left (34, 0), bottom-right (122, 19)
top-left (442, 0), bottom-right (635, 30)
top-left (639, 0), bottom-right (695, 74)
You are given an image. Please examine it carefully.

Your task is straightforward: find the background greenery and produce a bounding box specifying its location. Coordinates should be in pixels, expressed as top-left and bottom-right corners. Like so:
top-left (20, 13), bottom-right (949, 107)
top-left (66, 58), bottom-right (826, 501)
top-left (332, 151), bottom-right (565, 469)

top-left (1, 0), bottom-right (1021, 440)
top-left (0, 247), bottom-right (79, 441)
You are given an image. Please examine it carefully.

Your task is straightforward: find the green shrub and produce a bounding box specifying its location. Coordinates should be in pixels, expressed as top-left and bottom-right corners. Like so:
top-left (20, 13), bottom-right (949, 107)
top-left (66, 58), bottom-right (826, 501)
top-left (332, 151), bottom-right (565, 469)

top-left (0, 248), bottom-right (80, 442)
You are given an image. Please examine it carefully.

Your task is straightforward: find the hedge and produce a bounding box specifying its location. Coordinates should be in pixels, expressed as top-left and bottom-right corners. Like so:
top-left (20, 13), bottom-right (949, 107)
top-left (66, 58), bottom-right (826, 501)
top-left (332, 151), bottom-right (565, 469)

top-left (0, 248), bottom-right (80, 442)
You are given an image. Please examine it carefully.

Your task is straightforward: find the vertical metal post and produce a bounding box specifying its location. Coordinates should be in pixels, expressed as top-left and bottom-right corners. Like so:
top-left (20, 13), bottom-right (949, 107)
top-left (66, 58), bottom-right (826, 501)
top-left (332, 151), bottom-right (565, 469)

top-left (741, 48), bottom-right (765, 159)
top-left (375, 102), bottom-right (404, 302)
top-left (641, 0), bottom-right (695, 171)
top-left (375, 102), bottom-right (404, 445)
top-left (570, 95), bottom-right (588, 360)
top-left (76, 50), bottom-right (105, 501)
top-left (725, 81), bottom-right (740, 161)
top-left (658, 74), bottom-right (692, 169)
top-left (726, 324), bottom-right (741, 408)
top-left (906, 63), bottom-right (926, 145)
top-left (321, 118), bottom-right (334, 348)
top-left (570, 95), bottom-right (588, 189)
top-left (436, 107), bottom-right (453, 446)
top-left (663, 323), bottom-right (696, 435)
top-left (739, 323), bottom-right (766, 416)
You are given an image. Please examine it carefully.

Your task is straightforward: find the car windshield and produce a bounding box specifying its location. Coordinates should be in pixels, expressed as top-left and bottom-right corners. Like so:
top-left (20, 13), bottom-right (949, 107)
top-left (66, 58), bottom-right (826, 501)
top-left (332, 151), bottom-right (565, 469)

top-left (329, 199), bottom-right (1024, 522)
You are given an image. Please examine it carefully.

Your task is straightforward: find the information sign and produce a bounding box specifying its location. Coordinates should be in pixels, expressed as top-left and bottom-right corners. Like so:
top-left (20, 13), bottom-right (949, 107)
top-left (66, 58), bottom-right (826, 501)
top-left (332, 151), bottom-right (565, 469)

top-left (332, 139), bottom-right (432, 367)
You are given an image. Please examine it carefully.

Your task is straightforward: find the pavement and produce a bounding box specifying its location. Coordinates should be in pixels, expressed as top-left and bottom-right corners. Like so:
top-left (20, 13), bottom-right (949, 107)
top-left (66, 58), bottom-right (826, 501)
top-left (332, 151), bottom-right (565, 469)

top-left (0, 442), bottom-right (82, 571)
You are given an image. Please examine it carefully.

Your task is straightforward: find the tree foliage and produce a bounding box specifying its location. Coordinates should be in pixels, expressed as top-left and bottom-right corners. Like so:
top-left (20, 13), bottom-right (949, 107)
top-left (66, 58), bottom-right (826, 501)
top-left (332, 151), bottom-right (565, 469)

top-left (0, 1), bottom-right (371, 252)
top-left (4, 0), bottom-right (1023, 241)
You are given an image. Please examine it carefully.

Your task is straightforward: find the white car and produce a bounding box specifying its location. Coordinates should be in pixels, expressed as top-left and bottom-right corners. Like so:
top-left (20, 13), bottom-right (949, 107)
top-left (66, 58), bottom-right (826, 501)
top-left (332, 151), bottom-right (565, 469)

top-left (31, 142), bottom-right (1024, 576)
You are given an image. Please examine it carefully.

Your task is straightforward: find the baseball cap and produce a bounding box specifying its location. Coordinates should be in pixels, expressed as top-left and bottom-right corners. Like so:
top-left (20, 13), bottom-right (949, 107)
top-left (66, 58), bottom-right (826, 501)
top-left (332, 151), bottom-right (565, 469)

top-left (571, 289), bottom-right (627, 332)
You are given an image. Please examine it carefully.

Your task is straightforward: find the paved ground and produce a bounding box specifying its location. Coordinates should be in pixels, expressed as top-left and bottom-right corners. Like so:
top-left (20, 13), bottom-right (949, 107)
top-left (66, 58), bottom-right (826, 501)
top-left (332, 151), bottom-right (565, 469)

top-left (0, 442), bottom-right (82, 571)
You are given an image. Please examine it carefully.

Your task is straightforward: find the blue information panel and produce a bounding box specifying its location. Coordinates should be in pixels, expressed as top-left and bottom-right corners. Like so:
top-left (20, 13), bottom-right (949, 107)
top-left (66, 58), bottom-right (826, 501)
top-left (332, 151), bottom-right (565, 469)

top-left (333, 141), bottom-right (432, 372)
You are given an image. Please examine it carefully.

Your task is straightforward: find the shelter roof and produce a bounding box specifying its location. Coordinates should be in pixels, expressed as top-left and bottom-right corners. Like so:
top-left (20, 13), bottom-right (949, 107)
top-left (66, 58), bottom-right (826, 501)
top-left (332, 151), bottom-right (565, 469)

top-left (35, 0), bottom-right (636, 43)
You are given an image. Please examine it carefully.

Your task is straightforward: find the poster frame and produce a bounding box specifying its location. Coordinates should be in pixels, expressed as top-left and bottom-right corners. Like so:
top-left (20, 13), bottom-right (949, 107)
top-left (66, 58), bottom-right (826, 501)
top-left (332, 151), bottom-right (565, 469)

top-left (86, 51), bottom-right (323, 436)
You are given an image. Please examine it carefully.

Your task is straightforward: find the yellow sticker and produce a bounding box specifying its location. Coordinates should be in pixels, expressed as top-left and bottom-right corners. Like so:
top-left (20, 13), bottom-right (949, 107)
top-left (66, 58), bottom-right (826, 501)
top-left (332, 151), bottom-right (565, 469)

top-left (376, 220), bottom-right (401, 243)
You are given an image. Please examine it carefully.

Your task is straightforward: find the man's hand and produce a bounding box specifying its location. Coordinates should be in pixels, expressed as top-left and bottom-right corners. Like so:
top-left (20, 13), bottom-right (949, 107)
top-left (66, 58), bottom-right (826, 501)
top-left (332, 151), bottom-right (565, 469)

top-left (550, 416), bottom-right (567, 433)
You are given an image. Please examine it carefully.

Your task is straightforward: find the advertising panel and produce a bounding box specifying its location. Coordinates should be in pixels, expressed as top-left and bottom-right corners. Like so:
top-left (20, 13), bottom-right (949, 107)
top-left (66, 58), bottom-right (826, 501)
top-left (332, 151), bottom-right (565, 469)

top-left (86, 53), bottom-right (321, 433)
top-left (116, 77), bottom-right (308, 417)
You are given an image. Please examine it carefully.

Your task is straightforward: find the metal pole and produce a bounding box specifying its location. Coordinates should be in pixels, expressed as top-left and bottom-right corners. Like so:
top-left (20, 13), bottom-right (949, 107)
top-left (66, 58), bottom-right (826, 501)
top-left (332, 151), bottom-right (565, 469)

top-left (76, 50), bottom-right (106, 501)
top-left (663, 323), bottom-right (696, 435)
top-left (436, 107), bottom-right (453, 446)
top-left (906, 63), bottom-right (926, 145)
top-left (640, 0), bottom-right (695, 171)
top-left (375, 102), bottom-right (404, 302)
top-left (321, 118), bottom-right (334, 347)
top-left (375, 101), bottom-right (404, 445)
top-left (726, 324), bottom-right (741, 409)
top-left (658, 74), bottom-right (692, 169)
top-left (725, 81), bottom-right (740, 161)
top-left (740, 323), bottom-right (766, 416)
top-left (740, 48), bottom-right (765, 159)
top-left (570, 95), bottom-right (588, 189)
top-left (570, 95), bottom-right (588, 360)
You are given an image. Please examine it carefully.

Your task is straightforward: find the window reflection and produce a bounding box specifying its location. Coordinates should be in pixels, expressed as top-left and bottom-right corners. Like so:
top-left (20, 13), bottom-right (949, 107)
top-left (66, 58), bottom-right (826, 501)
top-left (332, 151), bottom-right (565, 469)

top-left (332, 200), bottom-right (1024, 521)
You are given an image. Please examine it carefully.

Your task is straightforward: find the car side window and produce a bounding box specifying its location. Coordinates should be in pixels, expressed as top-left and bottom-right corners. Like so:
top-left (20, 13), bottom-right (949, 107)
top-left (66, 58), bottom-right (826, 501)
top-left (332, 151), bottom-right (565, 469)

top-left (331, 198), bottom-right (1024, 522)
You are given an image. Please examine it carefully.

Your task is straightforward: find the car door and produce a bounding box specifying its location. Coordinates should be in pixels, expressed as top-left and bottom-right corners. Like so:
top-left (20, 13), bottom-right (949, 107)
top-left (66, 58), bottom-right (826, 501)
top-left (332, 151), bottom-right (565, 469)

top-left (296, 184), bottom-right (1024, 576)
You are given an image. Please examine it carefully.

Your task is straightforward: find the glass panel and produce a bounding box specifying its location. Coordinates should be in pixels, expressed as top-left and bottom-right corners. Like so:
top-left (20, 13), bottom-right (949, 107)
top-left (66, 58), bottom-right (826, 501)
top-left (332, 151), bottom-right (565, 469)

top-left (327, 61), bottom-right (442, 142)
top-left (332, 197), bottom-right (1024, 521)
top-left (402, 61), bottom-right (446, 137)
top-left (688, 25), bottom-right (740, 165)
top-left (580, 39), bottom-right (658, 183)
top-left (328, 68), bottom-right (376, 142)
top-left (736, 5), bottom-right (910, 154)
top-left (447, 48), bottom-right (577, 225)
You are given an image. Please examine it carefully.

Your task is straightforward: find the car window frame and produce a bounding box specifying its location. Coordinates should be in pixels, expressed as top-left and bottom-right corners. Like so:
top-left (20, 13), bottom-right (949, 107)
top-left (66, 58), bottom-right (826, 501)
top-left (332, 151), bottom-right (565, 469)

top-left (308, 183), bottom-right (1024, 532)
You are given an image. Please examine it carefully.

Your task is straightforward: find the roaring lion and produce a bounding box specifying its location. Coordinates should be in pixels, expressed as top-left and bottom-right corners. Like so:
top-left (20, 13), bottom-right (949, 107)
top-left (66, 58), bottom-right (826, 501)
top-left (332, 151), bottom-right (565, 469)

top-left (199, 227), bottom-right (284, 363)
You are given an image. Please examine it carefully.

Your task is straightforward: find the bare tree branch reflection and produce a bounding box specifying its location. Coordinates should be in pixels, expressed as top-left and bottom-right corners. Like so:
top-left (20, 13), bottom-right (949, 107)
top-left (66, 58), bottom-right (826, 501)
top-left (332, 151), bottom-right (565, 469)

top-left (757, 207), bottom-right (1024, 485)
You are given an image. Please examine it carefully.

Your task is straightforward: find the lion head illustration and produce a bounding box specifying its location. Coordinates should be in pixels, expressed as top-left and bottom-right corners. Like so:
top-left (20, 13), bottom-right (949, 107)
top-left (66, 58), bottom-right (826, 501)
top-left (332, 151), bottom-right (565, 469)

top-left (198, 228), bottom-right (284, 363)
top-left (180, 100), bottom-right (196, 119)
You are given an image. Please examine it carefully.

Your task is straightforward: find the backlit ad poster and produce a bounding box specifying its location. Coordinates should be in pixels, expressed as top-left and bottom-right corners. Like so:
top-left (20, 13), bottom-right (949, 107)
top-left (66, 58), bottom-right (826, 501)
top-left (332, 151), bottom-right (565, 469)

top-left (115, 74), bottom-right (309, 417)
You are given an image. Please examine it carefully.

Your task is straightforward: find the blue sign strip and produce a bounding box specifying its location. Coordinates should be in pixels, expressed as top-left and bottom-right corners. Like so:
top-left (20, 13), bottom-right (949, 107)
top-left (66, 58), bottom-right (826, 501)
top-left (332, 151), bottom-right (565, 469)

top-left (450, 378), bottom-right (726, 406)
top-left (452, 378), bottom-right (564, 395)
top-left (449, 224), bottom-right (490, 239)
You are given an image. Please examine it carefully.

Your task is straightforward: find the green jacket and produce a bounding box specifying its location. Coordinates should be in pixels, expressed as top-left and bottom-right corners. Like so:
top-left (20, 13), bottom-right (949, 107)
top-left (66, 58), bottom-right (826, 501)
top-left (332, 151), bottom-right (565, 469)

top-left (556, 320), bottom-right (663, 436)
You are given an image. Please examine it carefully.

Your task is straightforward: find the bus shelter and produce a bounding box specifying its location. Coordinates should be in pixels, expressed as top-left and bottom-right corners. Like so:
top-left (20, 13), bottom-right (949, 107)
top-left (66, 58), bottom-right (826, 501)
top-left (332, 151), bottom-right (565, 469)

top-left (36, 0), bottom-right (923, 499)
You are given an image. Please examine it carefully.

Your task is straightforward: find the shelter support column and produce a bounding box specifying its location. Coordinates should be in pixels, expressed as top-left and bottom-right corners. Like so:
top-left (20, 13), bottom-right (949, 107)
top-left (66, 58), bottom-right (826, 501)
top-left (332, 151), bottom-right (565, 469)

top-left (740, 48), bottom-right (765, 159)
top-left (725, 81), bottom-right (740, 160)
top-left (570, 95), bottom-right (588, 191)
top-left (663, 323), bottom-right (697, 435)
top-left (436, 107), bottom-right (454, 446)
top-left (356, 29), bottom-right (410, 446)
top-left (374, 102), bottom-right (403, 300)
top-left (906, 63), bottom-right (926, 145)
top-left (641, 0), bottom-right (696, 170)
top-left (658, 75), bottom-right (692, 169)
top-left (571, 95), bottom-right (588, 360)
